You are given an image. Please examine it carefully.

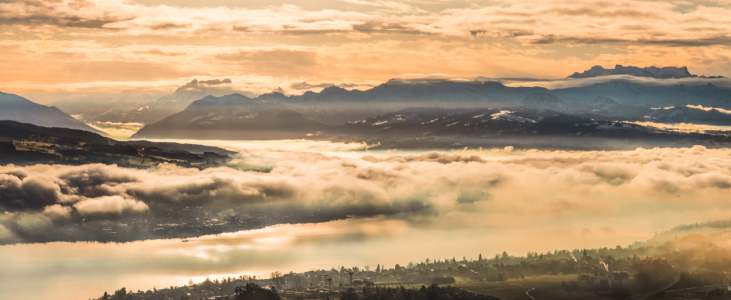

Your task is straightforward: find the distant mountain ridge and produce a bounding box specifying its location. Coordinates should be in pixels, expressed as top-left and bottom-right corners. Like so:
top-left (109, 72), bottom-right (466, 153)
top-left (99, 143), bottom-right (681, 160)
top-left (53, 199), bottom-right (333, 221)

top-left (133, 79), bottom-right (731, 140)
top-left (132, 93), bottom-right (330, 140)
top-left (568, 65), bottom-right (724, 79)
top-left (52, 78), bottom-right (257, 125)
top-left (134, 81), bottom-right (551, 139)
top-left (0, 92), bottom-right (103, 134)
top-left (135, 80), bottom-right (731, 137)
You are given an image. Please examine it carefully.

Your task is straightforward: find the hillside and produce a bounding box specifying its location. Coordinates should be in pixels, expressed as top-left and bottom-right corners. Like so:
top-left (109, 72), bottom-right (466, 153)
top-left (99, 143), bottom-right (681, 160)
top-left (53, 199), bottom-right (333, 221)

top-left (132, 94), bottom-right (331, 140)
top-left (0, 92), bottom-right (103, 134)
top-left (133, 79), bottom-right (731, 140)
top-left (0, 120), bottom-right (233, 168)
top-left (315, 108), bottom-right (731, 150)
top-left (52, 79), bottom-right (259, 125)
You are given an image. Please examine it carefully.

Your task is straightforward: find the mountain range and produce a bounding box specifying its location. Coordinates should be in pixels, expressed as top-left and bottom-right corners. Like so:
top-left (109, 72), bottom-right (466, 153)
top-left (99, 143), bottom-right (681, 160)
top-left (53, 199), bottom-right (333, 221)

top-left (52, 79), bottom-right (257, 125)
top-left (315, 107), bottom-right (731, 150)
top-left (133, 93), bottom-right (330, 140)
top-left (568, 65), bottom-right (724, 79)
top-left (0, 92), bottom-right (103, 134)
top-left (2, 65), bottom-right (731, 146)
top-left (48, 66), bottom-right (728, 129)
top-left (131, 79), bottom-right (731, 141)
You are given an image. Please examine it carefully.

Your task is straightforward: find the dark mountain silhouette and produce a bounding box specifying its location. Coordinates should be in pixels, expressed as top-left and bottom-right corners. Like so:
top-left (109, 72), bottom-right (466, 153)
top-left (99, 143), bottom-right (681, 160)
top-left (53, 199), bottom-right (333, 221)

top-left (0, 120), bottom-right (233, 167)
top-left (316, 108), bottom-right (731, 150)
top-left (568, 65), bottom-right (723, 79)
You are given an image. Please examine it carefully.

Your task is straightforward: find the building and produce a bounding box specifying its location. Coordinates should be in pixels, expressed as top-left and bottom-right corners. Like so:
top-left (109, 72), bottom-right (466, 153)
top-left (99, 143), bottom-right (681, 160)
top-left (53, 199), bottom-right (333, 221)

top-left (569, 272), bottom-right (630, 289)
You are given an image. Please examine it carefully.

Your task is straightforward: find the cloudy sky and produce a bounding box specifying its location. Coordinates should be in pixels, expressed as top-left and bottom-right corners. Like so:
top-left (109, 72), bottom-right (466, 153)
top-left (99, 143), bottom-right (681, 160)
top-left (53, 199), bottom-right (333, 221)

top-left (1, 0), bottom-right (731, 101)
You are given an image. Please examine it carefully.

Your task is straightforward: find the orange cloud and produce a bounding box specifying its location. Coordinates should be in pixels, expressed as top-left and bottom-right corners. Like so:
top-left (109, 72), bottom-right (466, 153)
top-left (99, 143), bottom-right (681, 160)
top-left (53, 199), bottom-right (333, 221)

top-left (0, 0), bottom-right (730, 99)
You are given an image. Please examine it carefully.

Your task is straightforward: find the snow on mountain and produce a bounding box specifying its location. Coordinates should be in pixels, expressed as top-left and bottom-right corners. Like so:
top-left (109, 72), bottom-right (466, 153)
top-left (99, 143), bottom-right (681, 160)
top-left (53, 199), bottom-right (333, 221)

top-left (131, 75), bottom-right (731, 140)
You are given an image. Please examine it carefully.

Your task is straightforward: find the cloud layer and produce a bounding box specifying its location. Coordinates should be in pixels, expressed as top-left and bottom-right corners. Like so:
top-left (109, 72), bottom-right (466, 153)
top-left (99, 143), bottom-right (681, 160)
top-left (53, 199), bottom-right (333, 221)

top-left (3, 0), bottom-right (731, 44)
top-left (1, 0), bottom-right (731, 99)
top-left (3, 145), bottom-right (731, 244)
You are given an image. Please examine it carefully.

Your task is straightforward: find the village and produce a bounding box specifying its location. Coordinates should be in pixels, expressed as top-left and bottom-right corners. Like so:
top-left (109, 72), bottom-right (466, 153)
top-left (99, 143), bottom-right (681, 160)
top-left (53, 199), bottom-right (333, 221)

top-left (94, 245), bottom-right (731, 300)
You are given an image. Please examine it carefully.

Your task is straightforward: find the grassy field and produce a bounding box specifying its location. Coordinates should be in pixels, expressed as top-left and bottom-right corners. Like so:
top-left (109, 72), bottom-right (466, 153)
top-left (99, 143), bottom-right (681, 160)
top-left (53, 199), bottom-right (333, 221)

top-left (456, 275), bottom-right (608, 300)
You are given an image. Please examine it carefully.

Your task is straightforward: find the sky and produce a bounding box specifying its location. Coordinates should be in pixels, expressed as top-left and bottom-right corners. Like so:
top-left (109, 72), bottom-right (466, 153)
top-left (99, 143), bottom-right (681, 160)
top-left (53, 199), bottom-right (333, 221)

top-left (1, 0), bottom-right (731, 102)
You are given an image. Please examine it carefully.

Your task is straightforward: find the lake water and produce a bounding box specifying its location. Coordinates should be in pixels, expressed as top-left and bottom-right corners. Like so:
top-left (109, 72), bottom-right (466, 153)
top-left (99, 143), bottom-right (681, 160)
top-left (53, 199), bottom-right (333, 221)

top-left (0, 217), bottom-right (652, 300)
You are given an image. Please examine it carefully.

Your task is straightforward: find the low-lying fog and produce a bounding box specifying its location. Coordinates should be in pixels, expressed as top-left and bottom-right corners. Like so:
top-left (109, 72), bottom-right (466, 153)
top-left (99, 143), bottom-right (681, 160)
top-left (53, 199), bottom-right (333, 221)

top-left (629, 121), bottom-right (731, 134)
top-left (4, 140), bottom-right (731, 300)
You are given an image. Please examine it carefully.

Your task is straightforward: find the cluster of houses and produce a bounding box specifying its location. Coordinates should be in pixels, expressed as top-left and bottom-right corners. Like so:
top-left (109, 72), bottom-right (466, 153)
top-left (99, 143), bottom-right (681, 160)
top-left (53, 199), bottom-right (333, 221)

top-left (568, 271), bottom-right (631, 289)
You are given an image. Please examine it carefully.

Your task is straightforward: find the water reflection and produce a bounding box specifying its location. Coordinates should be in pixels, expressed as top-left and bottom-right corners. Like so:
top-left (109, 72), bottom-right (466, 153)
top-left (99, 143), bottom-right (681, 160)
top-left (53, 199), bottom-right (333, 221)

top-left (1, 216), bottom-right (653, 300)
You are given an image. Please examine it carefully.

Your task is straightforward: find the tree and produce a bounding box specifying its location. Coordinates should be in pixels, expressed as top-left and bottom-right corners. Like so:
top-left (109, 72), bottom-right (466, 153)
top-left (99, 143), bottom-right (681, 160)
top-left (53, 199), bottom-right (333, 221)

top-left (102, 292), bottom-right (109, 300)
top-left (376, 264), bottom-right (381, 274)
top-left (479, 254), bottom-right (483, 261)
top-left (234, 283), bottom-right (281, 300)
top-left (111, 287), bottom-right (127, 300)
top-left (201, 278), bottom-right (214, 291)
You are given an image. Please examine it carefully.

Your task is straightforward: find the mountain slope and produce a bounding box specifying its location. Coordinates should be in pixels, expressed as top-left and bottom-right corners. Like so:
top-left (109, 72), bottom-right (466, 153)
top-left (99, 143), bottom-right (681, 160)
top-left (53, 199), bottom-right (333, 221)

top-left (0, 120), bottom-right (233, 168)
top-left (52, 79), bottom-right (258, 125)
top-left (316, 108), bottom-right (731, 150)
top-left (0, 92), bottom-right (103, 134)
top-left (520, 93), bottom-right (567, 111)
top-left (130, 78), bottom-right (731, 140)
top-left (551, 81), bottom-right (731, 108)
top-left (132, 94), bottom-right (330, 140)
